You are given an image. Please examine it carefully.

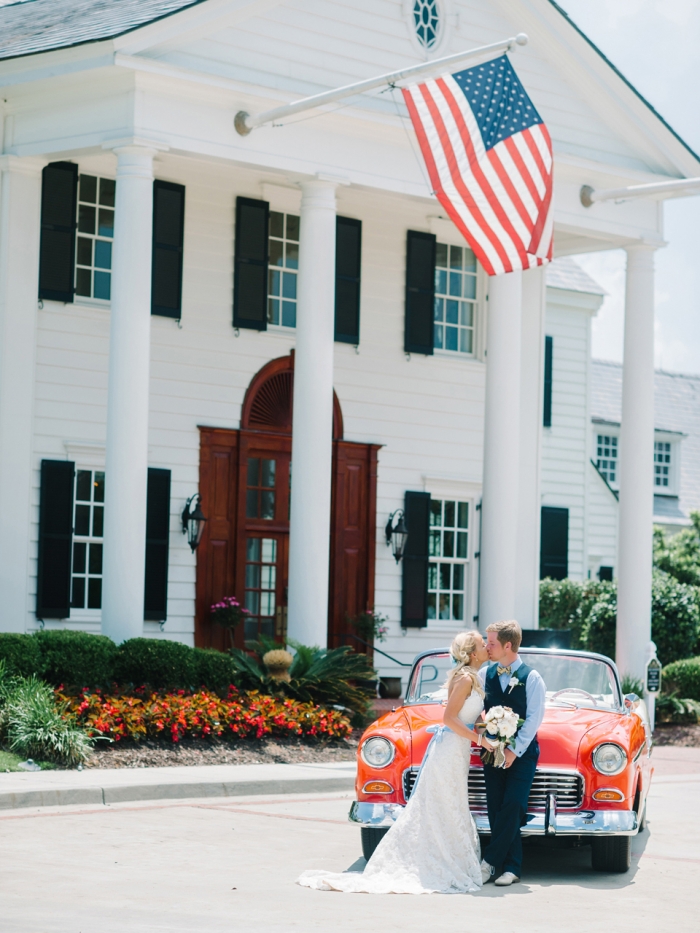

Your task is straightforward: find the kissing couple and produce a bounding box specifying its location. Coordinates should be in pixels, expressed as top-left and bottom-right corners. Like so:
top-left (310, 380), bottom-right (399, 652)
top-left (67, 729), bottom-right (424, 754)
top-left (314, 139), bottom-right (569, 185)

top-left (297, 620), bottom-right (546, 894)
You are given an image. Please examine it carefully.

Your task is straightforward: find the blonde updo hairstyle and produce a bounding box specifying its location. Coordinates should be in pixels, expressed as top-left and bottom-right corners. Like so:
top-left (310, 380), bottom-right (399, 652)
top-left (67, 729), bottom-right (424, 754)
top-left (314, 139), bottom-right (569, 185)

top-left (444, 630), bottom-right (485, 696)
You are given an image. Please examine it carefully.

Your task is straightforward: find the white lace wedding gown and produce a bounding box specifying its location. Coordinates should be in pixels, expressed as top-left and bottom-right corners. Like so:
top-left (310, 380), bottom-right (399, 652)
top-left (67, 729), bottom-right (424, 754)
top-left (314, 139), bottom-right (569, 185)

top-left (296, 691), bottom-right (484, 894)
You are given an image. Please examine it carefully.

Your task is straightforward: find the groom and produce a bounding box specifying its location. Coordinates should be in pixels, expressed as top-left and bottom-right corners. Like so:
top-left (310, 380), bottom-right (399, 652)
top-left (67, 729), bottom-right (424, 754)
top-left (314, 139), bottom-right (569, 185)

top-left (479, 620), bottom-right (546, 887)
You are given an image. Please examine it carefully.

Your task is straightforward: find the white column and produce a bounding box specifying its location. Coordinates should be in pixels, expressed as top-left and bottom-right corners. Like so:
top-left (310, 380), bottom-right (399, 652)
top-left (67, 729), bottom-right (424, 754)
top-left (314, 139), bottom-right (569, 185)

top-left (515, 266), bottom-right (547, 628)
top-left (0, 157), bottom-right (44, 632)
top-left (616, 245), bottom-right (656, 681)
top-left (287, 179), bottom-right (337, 648)
top-left (480, 271), bottom-right (523, 626)
top-left (101, 146), bottom-right (156, 644)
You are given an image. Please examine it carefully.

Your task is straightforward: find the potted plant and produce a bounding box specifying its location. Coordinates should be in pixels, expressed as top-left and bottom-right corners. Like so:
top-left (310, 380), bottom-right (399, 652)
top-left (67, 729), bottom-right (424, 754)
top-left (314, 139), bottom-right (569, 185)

top-left (210, 596), bottom-right (250, 646)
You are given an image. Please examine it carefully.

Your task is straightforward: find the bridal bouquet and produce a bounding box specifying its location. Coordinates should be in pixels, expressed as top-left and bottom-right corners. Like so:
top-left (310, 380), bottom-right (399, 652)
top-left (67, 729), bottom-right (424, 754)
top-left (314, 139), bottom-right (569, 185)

top-left (480, 705), bottom-right (524, 769)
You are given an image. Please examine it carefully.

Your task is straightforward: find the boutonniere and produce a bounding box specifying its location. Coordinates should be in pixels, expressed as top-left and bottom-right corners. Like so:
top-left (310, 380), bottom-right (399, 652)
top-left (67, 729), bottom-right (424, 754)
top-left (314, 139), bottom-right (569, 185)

top-left (508, 676), bottom-right (523, 694)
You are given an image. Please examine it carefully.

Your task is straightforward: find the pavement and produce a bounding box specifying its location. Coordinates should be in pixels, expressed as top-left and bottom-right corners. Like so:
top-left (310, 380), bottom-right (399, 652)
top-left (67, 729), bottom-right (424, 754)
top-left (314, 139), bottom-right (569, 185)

top-left (0, 746), bottom-right (698, 932)
top-left (0, 760), bottom-right (356, 809)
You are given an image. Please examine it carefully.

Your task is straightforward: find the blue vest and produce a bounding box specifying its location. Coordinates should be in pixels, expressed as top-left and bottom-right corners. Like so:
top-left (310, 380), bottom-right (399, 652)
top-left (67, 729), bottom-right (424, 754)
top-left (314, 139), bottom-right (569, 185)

top-left (484, 661), bottom-right (539, 756)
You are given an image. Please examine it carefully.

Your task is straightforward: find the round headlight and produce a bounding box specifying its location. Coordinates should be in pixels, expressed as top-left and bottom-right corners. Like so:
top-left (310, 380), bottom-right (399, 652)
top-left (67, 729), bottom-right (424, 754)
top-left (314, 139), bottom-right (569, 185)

top-left (592, 743), bottom-right (627, 776)
top-left (361, 736), bottom-right (395, 769)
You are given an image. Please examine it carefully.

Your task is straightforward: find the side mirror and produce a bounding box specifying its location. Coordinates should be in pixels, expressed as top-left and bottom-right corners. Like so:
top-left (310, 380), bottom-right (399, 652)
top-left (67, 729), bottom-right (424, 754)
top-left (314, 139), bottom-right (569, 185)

top-left (624, 693), bottom-right (640, 711)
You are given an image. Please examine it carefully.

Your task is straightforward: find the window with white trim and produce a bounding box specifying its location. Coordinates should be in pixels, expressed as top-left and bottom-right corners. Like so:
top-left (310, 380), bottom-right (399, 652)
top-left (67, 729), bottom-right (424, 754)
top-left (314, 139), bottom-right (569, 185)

top-left (654, 441), bottom-right (672, 490)
top-left (596, 434), bottom-right (618, 487)
top-left (413, 0), bottom-right (441, 49)
top-left (428, 498), bottom-right (469, 622)
top-left (434, 242), bottom-right (478, 354)
top-left (71, 469), bottom-right (104, 611)
top-left (268, 211), bottom-right (299, 328)
top-left (75, 175), bottom-right (115, 301)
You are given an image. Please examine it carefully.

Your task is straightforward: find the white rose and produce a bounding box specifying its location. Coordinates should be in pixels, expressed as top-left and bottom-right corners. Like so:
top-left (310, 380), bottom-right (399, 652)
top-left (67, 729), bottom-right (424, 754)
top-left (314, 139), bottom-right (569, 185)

top-left (486, 723), bottom-right (499, 735)
top-left (501, 722), bottom-right (517, 738)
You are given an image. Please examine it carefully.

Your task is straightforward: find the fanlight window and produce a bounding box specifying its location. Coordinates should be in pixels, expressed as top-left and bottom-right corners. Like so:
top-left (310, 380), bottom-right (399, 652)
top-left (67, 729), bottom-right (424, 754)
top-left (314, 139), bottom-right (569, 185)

top-left (413, 0), bottom-right (440, 50)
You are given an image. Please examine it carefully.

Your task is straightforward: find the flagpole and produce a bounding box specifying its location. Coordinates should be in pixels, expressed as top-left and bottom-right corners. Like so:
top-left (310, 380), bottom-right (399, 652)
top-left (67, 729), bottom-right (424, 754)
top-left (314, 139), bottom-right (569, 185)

top-left (234, 34), bottom-right (528, 135)
top-left (581, 177), bottom-right (700, 205)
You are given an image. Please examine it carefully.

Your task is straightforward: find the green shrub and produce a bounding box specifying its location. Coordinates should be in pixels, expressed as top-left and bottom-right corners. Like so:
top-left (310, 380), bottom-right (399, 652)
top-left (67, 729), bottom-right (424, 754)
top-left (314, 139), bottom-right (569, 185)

top-left (539, 573), bottom-right (700, 665)
top-left (193, 648), bottom-right (238, 690)
top-left (651, 571), bottom-right (700, 665)
top-left (113, 638), bottom-right (197, 689)
top-left (0, 634), bottom-right (42, 677)
top-left (2, 676), bottom-right (94, 765)
top-left (653, 512), bottom-right (700, 586)
top-left (35, 630), bottom-right (116, 687)
top-left (539, 578), bottom-right (586, 631)
top-left (663, 656), bottom-right (700, 701)
top-left (583, 585), bottom-right (617, 659)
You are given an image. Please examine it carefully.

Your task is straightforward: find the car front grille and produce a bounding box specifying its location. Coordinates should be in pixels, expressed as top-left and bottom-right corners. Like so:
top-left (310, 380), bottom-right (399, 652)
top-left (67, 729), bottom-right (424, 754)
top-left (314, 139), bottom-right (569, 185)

top-left (402, 767), bottom-right (584, 810)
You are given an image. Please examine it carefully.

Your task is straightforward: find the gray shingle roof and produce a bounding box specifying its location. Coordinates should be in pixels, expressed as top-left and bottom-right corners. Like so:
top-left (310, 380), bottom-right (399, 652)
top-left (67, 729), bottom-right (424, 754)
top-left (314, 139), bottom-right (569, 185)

top-left (546, 257), bottom-right (606, 296)
top-left (591, 359), bottom-right (700, 522)
top-left (0, 0), bottom-right (202, 61)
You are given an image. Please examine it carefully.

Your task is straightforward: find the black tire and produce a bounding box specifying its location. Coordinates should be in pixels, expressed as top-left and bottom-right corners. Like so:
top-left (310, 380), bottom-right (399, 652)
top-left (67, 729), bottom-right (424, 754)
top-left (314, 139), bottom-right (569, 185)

top-left (591, 835), bottom-right (631, 873)
top-left (361, 827), bottom-right (388, 861)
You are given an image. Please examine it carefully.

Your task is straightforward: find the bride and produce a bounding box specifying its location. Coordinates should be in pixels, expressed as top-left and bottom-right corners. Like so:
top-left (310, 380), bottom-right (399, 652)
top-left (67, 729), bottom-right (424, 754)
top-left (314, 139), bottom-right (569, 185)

top-left (296, 630), bottom-right (494, 894)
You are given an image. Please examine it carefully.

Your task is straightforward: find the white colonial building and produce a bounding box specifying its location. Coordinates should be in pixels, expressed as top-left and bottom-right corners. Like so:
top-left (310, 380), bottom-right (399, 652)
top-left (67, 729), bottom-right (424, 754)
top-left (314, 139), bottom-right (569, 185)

top-left (0, 0), bottom-right (698, 685)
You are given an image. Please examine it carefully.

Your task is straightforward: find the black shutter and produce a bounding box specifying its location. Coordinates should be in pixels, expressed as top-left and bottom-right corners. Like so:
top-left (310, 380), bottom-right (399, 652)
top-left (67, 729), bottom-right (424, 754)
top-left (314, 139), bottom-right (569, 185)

top-left (540, 506), bottom-right (568, 580)
top-left (404, 230), bottom-right (436, 355)
top-left (234, 196), bottom-right (269, 330)
top-left (335, 216), bottom-right (362, 344)
top-left (543, 335), bottom-right (553, 427)
top-left (144, 468), bottom-right (171, 621)
top-left (152, 180), bottom-right (185, 319)
top-left (36, 459), bottom-right (75, 619)
top-left (401, 491), bottom-right (431, 628)
top-left (39, 162), bottom-right (78, 302)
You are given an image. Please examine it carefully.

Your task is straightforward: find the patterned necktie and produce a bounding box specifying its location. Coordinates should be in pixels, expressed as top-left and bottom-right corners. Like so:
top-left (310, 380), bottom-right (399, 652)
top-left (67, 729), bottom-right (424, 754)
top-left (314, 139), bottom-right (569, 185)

top-left (496, 665), bottom-right (512, 676)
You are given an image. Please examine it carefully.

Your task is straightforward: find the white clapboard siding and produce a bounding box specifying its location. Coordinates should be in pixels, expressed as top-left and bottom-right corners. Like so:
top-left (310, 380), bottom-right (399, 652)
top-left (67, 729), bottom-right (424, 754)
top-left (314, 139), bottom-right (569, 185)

top-left (541, 281), bottom-right (602, 583)
top-left (27, 150), bottom-right (487, 659)
top-left (587, 461), bottom-right (619, 578)
top-left (155, 0), bottom-right (663, 175)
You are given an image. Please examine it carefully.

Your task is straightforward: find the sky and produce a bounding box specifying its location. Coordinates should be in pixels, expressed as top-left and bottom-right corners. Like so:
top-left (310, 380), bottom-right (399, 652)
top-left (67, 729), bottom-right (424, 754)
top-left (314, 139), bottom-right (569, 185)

top-left (557, 0), bottom-right (700, 374)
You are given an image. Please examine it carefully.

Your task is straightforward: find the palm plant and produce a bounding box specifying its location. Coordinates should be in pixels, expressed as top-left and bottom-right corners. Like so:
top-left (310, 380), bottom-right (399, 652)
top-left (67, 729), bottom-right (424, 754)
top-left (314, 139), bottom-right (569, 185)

top-left (230, 636), bottom-right (377, 720)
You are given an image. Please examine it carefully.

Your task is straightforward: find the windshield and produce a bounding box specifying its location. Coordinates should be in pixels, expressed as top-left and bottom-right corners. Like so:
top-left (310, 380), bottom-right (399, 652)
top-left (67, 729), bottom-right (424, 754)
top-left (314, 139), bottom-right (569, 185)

top-left (405, 651), bottom-right (622, 710)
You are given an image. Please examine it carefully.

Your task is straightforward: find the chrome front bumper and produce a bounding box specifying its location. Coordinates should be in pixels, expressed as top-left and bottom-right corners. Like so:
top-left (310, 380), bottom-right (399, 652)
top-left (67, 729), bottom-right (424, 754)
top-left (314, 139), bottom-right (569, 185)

top-left (348, 801), bottom-right (639, 836)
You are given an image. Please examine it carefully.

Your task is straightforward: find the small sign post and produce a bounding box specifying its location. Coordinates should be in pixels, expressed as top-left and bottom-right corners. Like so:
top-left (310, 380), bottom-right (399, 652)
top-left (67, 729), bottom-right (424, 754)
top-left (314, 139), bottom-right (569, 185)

top-left (646, 657), bottom-right (662, 695)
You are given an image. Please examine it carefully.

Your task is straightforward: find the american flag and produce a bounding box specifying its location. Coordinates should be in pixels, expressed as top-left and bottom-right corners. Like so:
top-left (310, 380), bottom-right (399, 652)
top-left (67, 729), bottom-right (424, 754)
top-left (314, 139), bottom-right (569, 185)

top-left (402, 55), bottom-right (553, 276)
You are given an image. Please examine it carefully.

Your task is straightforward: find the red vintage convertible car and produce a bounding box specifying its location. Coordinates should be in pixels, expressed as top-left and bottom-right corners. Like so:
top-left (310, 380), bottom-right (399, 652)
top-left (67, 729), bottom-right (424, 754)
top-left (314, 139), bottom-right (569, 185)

top-left (351, 647), bottom-right (652, 873)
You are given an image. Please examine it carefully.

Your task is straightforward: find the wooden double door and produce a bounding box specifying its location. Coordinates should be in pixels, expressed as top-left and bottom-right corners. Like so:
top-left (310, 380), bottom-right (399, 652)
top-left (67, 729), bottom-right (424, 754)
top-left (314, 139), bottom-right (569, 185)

top-left (195, 357), bottom-right (379, 651)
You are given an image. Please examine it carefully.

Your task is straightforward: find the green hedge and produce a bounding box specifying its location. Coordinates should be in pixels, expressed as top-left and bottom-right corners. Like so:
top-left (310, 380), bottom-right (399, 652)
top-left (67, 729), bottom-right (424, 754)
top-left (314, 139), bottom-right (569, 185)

top-left (193, 648), bottom-right (238, 691)
top-left (112, 638), bottom-right (198, 690)
top-left (0, 632), bottom-right (239, 692)
top-left (0, 634), bottom-right (42, 678)
top-left (539, 570), bottom-right (700, 666)
top-left (663, 656), bottom-right (700, 701)
top-left (35, 630), bottom-right (117, 687)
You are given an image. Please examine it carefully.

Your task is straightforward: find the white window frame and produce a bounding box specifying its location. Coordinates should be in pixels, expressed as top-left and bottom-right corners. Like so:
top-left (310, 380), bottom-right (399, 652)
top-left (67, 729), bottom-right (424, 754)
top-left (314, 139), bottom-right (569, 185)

top-left (653, 431), bottom-right (682, 496)
top-left (267, 209), bottom-right (299, 331)
top-left (69, 466), bottom-right (105, 622)
top-left (404, 0), bottom-right (449, 56)
top-left (74, 172), bottom-right (115, 307)
top-left (429, 218), bottom-right (485, 361)
top-left (594, 427), bottom-right (619, 489)
top-left (423, 477), bottom-right (480, 631)
top-left (64, 443), bottom-right (105, 623)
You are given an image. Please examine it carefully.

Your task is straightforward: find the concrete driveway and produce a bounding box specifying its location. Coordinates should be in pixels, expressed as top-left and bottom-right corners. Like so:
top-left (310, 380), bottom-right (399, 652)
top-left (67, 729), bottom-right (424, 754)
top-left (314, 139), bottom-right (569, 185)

top-left (1, 753), bottom-right (697, 933)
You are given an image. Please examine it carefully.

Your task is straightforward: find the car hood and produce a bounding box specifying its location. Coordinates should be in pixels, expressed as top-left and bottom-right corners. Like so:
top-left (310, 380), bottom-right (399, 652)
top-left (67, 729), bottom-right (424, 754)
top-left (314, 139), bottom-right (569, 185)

top-left (396, 703), bottom-right (621, 769)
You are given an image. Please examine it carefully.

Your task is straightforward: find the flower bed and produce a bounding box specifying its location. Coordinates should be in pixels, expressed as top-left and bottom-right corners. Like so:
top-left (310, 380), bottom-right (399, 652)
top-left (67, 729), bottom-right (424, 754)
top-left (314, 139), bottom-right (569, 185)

top-left (58, 686), bottom-right (352, 743)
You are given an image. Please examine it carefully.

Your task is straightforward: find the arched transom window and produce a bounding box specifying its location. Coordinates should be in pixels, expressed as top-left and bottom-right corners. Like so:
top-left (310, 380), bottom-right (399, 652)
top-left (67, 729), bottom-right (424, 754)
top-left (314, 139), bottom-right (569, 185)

top-left (413, 0), bottom-right (441, 50)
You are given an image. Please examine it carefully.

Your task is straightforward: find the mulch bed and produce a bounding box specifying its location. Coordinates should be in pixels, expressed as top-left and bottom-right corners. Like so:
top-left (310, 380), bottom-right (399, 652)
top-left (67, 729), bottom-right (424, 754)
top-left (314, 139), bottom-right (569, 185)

top-left (84, 734), bottom-right (359, 769)
top-left (653, 723), bottom-right (700, 747)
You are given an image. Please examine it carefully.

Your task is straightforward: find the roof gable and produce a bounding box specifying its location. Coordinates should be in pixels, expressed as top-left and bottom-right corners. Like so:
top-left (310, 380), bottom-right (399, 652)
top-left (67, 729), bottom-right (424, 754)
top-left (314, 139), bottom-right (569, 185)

top-left (0, 0), bottom-right (202, 60)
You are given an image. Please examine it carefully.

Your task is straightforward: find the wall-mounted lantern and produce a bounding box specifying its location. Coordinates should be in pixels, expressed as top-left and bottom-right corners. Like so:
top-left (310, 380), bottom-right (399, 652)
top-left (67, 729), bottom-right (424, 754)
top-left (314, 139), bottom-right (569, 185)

top-left (385, 509), bottom-right (408, 564)
top-left (181, 494), bottom-right (207, 552)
